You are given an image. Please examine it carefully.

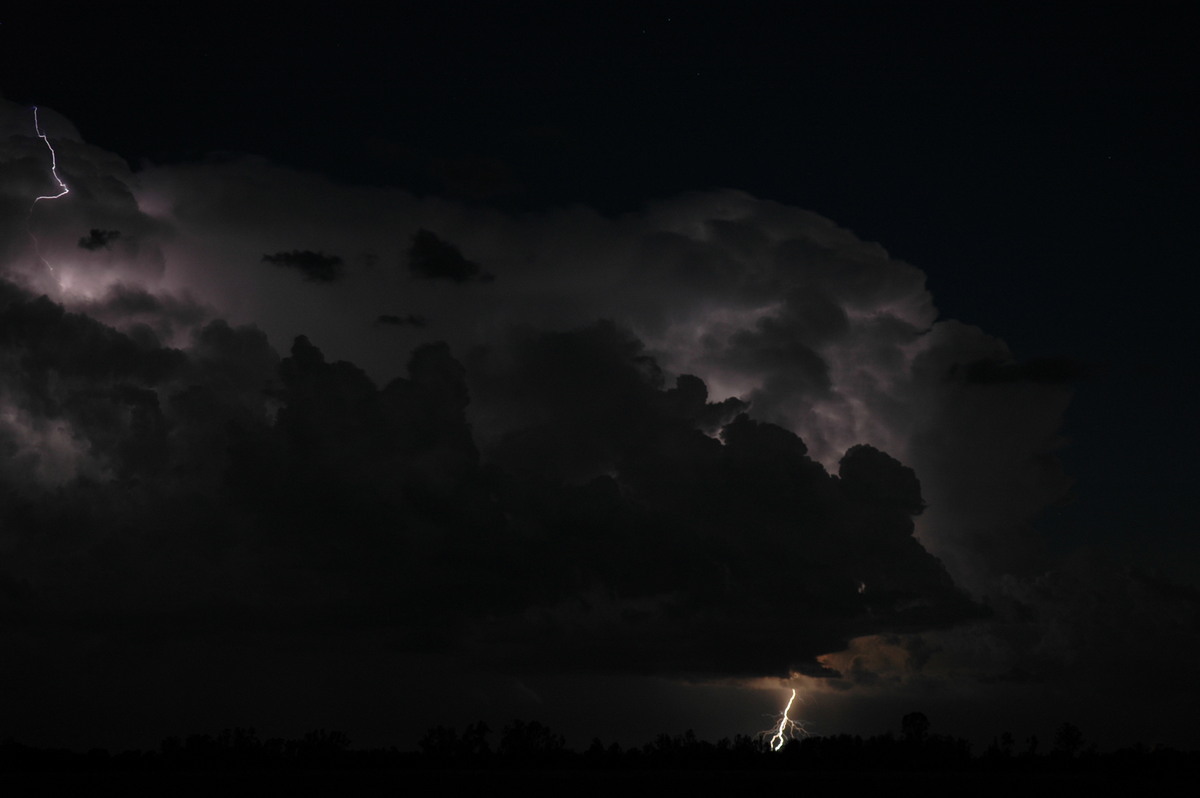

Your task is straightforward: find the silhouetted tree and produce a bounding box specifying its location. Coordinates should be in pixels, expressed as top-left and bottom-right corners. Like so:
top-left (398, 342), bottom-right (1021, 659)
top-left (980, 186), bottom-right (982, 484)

top-left (584, 737), bottom-right (607, 765)
top-left (460, 721), bottom-right (492, 760)
top-left (418, 725), bottom-right (460, 761)
top-left (1053, 722), bottom-right (1084, 759)
top-left (1023, 734), bottom-right (1040, 758)
top-left (984, 730), bottom-right (1016, 763)
top-left (295, 729), bottom-right (350, 767)
top-left (901, 712), bottom-right (931, 743)
top-left (498, 720), bottom-right (566, 764)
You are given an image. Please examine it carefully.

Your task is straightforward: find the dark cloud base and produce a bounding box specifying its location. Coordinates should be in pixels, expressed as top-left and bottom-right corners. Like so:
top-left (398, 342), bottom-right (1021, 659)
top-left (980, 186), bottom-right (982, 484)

top-left (0, 280), bottom-right (979, 702)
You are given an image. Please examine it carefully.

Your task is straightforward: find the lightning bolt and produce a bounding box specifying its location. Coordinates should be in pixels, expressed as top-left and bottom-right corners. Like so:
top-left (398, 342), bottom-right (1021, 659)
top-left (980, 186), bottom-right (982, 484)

top-left (762, 687), bottom-right (806, 752)
top-left (27, 105), bottom-right (70, 280)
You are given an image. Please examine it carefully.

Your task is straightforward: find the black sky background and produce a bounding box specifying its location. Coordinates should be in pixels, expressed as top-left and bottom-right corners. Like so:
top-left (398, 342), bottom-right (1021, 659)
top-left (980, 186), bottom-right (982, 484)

top-left (2, 1), bottom-right (1198, 751)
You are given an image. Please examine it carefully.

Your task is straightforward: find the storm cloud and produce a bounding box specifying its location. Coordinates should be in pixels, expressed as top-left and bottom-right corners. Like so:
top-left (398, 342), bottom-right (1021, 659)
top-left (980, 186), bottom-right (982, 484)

top-left (0, 276), bottom-right (977, 682)
top-left (0, 97), bottom-right (1067, 631)
top-left (6, 97), bottom-right (1181, 750)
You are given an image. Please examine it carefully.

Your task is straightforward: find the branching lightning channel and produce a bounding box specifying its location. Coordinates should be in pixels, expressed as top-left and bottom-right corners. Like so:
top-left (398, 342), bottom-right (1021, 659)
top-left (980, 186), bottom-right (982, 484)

top-left (762, 688), bottom-right (806, 752)
top-left (27, 105), bottom-right (70, 279)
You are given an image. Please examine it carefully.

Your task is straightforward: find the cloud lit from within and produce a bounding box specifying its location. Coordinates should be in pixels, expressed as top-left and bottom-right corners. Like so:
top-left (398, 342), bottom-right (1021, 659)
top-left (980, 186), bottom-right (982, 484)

top-left (7, 97), bottom-right (1186, 751)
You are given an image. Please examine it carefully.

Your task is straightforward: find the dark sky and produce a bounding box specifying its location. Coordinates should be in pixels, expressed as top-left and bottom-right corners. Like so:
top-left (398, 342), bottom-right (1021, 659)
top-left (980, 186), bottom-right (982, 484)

top-left (1, 2), bottom-right (1197, 752)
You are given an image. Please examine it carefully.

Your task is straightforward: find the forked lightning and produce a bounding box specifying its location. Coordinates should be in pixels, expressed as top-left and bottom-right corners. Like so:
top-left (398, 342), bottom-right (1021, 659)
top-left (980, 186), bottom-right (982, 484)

top-left (764, 688), bottom-right (806, 751)
top-left (28, 105), bottom-right (70, 279)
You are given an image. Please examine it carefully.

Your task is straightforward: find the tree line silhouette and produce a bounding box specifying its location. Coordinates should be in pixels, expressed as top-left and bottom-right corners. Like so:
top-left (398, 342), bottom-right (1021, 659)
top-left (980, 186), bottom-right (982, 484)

top-left (2, 714), bottom-right (1196, 776)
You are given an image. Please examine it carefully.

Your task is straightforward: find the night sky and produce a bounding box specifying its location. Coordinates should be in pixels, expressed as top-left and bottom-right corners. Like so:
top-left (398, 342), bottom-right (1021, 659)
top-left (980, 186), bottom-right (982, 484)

top-left (1, 3), bottom-right (1197, 753)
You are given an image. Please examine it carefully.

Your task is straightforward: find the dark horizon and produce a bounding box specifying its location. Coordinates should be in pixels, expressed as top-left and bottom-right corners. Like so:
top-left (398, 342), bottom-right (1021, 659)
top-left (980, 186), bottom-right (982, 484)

top-left (4, 711), bottom-right (1192, 761)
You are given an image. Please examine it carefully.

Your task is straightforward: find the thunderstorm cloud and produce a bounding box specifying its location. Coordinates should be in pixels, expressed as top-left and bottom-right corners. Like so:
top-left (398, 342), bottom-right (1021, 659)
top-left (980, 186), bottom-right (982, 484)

top-left (5, 96), bottom-right (1193, 748)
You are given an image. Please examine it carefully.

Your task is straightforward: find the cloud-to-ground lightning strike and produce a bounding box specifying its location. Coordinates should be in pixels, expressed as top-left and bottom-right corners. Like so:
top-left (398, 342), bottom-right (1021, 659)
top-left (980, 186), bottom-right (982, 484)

top-left (763, 688), bottom-right (806, 752)
top-left (27, 105), bottom-right (70, 279)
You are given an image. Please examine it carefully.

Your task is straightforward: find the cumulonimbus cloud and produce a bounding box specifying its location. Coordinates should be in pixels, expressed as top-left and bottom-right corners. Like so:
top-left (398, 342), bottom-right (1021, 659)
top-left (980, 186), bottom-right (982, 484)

top-left (0, 96), bottom-right (1103, 712)
top-left (0, 274), bottom-right (980, 680)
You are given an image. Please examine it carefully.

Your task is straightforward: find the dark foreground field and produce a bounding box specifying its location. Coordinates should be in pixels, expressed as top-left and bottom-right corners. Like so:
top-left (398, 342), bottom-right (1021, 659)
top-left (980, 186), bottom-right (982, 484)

top-left (7, 768), bottom-right (1193, 798)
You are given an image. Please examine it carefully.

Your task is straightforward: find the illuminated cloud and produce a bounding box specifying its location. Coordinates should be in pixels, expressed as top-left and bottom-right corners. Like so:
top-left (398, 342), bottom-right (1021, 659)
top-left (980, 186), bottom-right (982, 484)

top-left (0, 99), bottom-right (1115, 744)
top-left (0, 265), bottom-right (980, 683)
top-left (1, 102), bottom-right (1077, 604)
top-left (0, 98), bottom-right (167, 299)
top-left (3, 105), bottom-right (1077, 599)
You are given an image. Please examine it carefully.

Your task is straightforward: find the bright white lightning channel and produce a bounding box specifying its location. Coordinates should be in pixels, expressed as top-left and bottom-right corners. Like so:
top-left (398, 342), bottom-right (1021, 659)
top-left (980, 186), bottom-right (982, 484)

top-left (764, 688), bottom-right (806, 752)
top-left (28, 105), bottom-right (70, 278)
